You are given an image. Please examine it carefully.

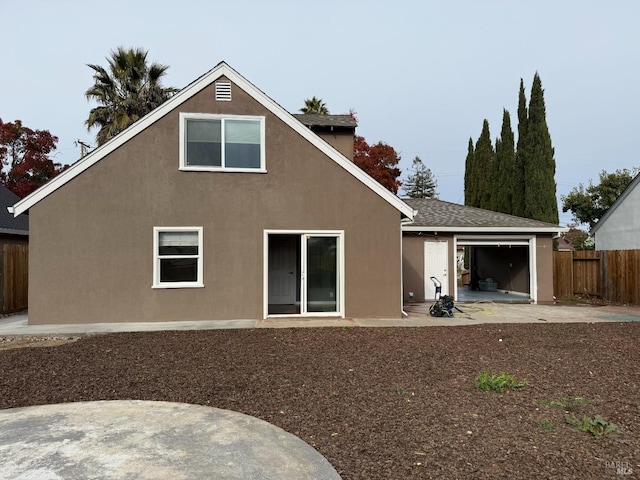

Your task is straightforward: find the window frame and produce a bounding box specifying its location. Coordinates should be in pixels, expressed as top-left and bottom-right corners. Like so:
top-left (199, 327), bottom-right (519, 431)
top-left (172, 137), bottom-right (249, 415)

top-left (153, 226), bottom-right (204, 289)
top-left (179, 113), bottom-right (266, 172)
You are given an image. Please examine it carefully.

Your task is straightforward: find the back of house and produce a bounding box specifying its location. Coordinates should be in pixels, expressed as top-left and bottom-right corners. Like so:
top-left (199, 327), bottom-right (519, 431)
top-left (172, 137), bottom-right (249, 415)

top-left (13, 62), bottom-right (412, 324)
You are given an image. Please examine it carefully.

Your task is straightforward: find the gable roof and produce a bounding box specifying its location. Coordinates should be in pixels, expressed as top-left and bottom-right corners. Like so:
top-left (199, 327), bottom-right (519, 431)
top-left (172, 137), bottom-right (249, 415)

top-left (0, 186), bottom-right (28, 235)
top-left (590, 172), bottom-right (640, 234)
top-left (10, 62), bottom-right (412, 219)
top-left (402, 198), bottom-right (566, 233)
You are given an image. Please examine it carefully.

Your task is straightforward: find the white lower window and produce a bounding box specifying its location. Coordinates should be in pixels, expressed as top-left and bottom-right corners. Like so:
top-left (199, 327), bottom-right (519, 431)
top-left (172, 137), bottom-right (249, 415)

top-left (153, 227), bottom-right (203, 288)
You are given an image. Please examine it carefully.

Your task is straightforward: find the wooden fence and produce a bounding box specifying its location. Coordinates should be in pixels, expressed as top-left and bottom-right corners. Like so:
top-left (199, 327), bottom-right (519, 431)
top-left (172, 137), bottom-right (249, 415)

top-left (553, 249), bottom-right (640, 305)
top-left (2, 244), bottom-right (28, 313)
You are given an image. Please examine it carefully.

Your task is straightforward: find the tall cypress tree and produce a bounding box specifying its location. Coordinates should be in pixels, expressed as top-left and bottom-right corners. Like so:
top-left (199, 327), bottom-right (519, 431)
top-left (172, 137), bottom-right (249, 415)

top-left (474, 119), bottom-right (494, 210)
top-left (463, 137), bottom-right (476, 206)
top-left (513, 79), bottom-right (528, 217)
top-left (492, 109), bottom-right (516, 214)
top-left (523, 73), bottom-right (558, 223)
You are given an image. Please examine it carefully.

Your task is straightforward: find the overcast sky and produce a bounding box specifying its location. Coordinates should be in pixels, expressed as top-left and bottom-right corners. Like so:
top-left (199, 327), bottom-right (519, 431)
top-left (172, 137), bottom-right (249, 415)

top-left (2, 0), bottom-right (638, 225)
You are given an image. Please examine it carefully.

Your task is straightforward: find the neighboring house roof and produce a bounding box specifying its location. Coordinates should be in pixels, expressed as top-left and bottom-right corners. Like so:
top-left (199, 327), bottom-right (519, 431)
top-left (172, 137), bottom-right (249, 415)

top-left (293, 114), bottom-right (357, 129)
top-left (402, 198), bottom-right (566, 233)
top-left (557, 235), bottom-right (575, 251)
top-left (590, 172), bottom-right (640, 234)
top-left (10, 62), bottom-right (412, 219)
top-left (0, 186), bottom-right (28, 235)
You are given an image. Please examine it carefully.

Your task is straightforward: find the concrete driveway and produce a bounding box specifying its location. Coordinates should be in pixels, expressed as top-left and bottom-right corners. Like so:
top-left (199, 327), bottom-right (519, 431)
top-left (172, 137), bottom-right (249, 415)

top-left (1, 302), bottom-right (639, 336)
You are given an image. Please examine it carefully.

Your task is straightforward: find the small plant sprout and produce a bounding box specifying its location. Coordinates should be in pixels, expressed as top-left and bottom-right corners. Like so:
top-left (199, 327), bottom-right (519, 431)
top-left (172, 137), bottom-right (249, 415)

top-left (475, 370), bottom-right (528, 392)
top-left (565, 414), bottom-right (618, 437)
top-left (394, 386), bottom-right (415, 401)
top-left (537, 420), bottom-right (554, 431)
top-left (535, 396), bottom-right (593, 410)
top-left (329, 391), bottom-right (340, 397)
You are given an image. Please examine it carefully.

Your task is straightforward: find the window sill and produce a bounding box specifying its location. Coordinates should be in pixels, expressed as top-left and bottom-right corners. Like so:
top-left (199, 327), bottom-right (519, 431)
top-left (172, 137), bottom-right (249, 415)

top-left (179, 167), bottom-right (267, 174)
top-left (152, 283), bottom-right (205, 289)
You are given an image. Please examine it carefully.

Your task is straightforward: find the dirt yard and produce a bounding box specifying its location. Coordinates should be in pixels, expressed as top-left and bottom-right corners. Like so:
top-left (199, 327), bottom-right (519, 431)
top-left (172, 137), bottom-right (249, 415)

top-left (1, 322), bottom-right (638, 479)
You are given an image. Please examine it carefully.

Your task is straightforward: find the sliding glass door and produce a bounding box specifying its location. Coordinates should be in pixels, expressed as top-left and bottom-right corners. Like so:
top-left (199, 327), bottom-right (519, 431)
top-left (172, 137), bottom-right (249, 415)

top-left (267, 232), bottom-right (342, 316)
top-left (306, 236), bottom-right (338, 312)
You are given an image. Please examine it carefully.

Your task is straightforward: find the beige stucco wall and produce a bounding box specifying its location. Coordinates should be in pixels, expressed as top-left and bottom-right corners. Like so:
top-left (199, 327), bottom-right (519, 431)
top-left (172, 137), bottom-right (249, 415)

top-left (402, 234), bottom-right (455, 303)
top-left (315, 131), bottom-right (354, 161)
top-left (28, 79), bottom-right (403, 324)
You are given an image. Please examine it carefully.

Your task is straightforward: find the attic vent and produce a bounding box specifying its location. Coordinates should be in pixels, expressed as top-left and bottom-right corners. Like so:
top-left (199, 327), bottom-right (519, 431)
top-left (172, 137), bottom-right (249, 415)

top-left (215, 82), bottom-right (232, 101)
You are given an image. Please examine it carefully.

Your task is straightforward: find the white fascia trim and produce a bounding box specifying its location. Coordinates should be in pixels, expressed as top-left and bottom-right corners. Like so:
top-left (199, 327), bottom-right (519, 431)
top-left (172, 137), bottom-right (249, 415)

top-left (456, 234), bottom-right (535, 242)
top-left (402, 226), bottom-right (567, 234)
top-left (456, 234), bottom-right (535, 246)
top-left (12, 62), bottom-right (413, 219)
top-left (530, 236), bottom-right (538, 304)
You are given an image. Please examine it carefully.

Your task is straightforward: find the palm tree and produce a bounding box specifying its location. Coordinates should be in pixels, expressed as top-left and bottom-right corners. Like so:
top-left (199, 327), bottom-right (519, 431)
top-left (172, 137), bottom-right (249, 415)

top-left (299, 96), bottom-right (329, 114)
top-left (85, 47), bottom-right (178, 146)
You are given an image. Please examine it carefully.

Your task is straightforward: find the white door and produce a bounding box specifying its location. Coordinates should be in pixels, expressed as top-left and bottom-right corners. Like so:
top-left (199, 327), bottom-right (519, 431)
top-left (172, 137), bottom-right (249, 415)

top-left (424, 241), bottom-right (448, 301)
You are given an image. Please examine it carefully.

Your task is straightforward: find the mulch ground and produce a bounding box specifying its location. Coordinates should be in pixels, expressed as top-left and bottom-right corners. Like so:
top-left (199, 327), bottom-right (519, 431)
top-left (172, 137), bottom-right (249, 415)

top-left (1, 322), bottom-right (639, 479)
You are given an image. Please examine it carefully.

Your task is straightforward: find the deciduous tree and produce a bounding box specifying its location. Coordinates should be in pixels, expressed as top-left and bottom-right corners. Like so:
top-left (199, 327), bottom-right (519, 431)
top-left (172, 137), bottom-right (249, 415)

top-left (562, 224), bottom-right (594, 250)
top-left (404, 156), bottom-right (438, 198)
top-left (85, 47), bottom-right (178, 146)
top-left (0, 119), bottom-right (64, 198)
top-left (353, 135), bottom-right (401, 194)
top-left (561, 168), bottom-right (636, 229)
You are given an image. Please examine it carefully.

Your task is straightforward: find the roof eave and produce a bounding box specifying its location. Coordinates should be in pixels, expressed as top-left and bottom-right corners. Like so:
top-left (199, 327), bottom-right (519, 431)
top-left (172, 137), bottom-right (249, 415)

top-left (402, 225), bottom-right (568, 234)
top-left (0, 228), bottom-right (29, 236)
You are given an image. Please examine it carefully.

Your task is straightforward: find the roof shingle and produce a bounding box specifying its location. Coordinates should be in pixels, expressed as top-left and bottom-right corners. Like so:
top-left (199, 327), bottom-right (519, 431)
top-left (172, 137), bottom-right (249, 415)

top-left (0, 186), bottom-right (28, 234)
top-left (293, 114), bottom-right (357, 129)
top-left (403, 198), bottom-right (562, 231)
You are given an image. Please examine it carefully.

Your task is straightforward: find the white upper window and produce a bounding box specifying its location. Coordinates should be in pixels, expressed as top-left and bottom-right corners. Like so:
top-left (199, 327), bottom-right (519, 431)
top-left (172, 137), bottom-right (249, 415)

top-left (153, 227), bottom-right (203, 288)
top-left (179, 113), bottom-right (266, 172)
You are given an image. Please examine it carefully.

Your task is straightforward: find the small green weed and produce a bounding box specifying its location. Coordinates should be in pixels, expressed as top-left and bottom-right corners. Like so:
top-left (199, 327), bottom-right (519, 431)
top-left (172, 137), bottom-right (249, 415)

top-left (394, 386), bottom-right (414, 402)
top-left (537, 420), bottom-right (555, 431)
top-left (562, 296), bottom-right (581, 303)
top-left (565, 414), bottom-right (618, 437)
top-left (535, 396), bottom-right (593, 410)
top-left (475, 370), bottom-right (528, 392)
top-left (329, 391), bottom-right (340, 397)
top-left (395, 386), bottom-right (409, 396)
top-left (562, 396), bottom-right (593, 406)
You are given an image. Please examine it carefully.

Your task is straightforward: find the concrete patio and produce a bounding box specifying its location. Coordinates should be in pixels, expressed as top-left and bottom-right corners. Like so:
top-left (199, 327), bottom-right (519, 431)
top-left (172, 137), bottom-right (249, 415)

top-left (1, 302), bottom-right (639, 336)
